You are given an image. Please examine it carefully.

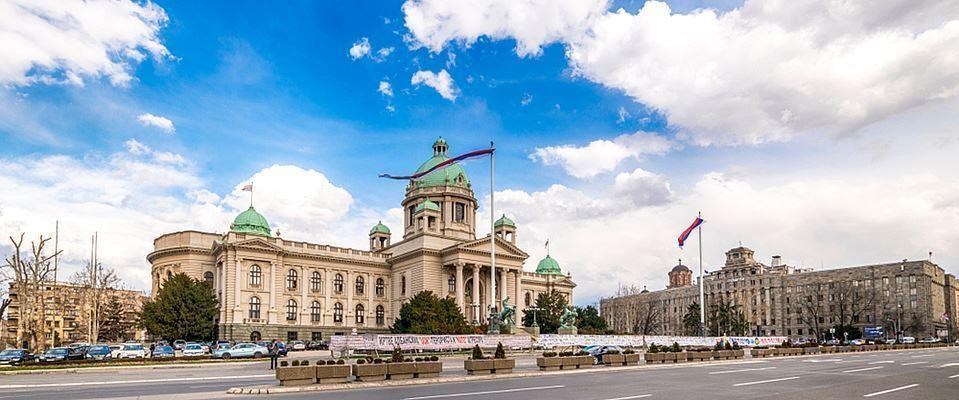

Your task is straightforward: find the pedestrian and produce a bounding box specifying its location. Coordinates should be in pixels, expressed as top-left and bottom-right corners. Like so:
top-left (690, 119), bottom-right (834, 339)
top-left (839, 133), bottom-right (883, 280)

top-left (149, 342), bottom-right (155, 358)
top-left (269, 339), bottom-right (278, 370)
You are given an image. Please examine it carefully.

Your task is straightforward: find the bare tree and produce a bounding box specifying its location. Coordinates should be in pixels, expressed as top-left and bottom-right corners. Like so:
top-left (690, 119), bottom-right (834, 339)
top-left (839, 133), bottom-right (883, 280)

top-left (632, 300), bottom-right (662, 336)
top-left (831, 281), bottom-right (878, 329)
top-left (797, 284), bottom-right (827, 339)
top-left (72, 260), bottom-right (120, 344)
top-left (2, 234), bottom-right (61, 351)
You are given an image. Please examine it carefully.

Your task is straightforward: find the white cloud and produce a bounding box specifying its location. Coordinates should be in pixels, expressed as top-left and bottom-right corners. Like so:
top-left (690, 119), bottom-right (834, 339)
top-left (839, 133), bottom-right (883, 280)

top-left (616, 106), bottom-right (629, 124)
top-left (375, 47), bottom-right (394, 62)
top-left (520, 93), bottom-right (533, 106)
top-left (349, 37), bottom-right (371, 59)
top-left (124, 138), bottom-right (150, 155)
top-left (136, 113), bottom-right (175, 133)
top-left (530, 131), bottom-right (673, 178)
top-left (378, 81), bottom-right (394, 97)
top-left (411, 69), bottom-right (458, 101)
top-left (0, 0), bottom-right (171, 87)
top-left (403, 0), bottom-right (959, 146)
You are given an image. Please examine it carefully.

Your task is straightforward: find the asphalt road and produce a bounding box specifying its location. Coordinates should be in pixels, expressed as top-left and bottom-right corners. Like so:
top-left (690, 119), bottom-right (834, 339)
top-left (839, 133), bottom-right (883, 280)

top-left (0, 347), bottom-right (956, 400)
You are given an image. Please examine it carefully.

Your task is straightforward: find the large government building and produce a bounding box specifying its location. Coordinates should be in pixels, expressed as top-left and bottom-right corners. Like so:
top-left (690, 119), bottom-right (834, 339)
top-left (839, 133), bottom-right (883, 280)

top-left (148, 138), bottom-right (575, 342)
top-left (601, 246), bottom-right (959, 341)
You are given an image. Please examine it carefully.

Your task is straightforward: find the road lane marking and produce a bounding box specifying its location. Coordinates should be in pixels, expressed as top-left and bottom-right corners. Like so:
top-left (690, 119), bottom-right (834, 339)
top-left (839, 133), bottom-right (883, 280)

top-left (843, 366), bottom-right (883, 373)
top-left (910, 354), bottom-right (936, 358)
top-left (733, 376), bottom-right (800, 387)
top-left (940, 363), bottom-right (959, 368)
top-left (602, 395), bottom-right (652, 400)
top-left (403, 385), bottom-right (565, 400)
top-left (863, 384), bottom-right (918, 397)
top-left (949, 374), bottom-right (959, 379)
top-left (869, 361), bottom-right (894, 364)
top-left (803, 359), bottom-right (842, 363)
top-left (901, 362), bottom-right (927, 366)
top-left (709, 367), bottom-right (776, 375)
top-left (0, 374), bottom-right (274, 389)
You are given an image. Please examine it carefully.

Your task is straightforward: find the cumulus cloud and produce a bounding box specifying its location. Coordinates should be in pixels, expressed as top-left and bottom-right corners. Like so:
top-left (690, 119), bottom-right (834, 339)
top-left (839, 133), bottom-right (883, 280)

top-left (136, 113), bottom-right (175, 133)
top-left (0, 0), bottom-right (171, 87)
top-left (403, 0), bottom-right (959, 145)
top-left (530, 131), bottom-right (673, 178)
top-left (520, 93), bottom-right (533, 106)
top-left (349, 37), bottom-right (371, 59)
top-left (411, 69), bottom-right (458, 101)
top-left (375, 47), bottom-right (394, 62)
top-left (378, 81), bottom-right (394, 97)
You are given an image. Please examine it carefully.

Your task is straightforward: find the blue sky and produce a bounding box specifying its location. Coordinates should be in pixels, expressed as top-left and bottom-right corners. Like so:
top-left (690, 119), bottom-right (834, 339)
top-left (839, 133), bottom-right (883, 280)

top-left (2, 0), bottom-right (958, 304)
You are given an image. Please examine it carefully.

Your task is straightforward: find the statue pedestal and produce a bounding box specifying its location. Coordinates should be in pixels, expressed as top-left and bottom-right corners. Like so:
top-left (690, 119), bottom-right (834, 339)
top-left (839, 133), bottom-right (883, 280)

top-left (558, 326), bottom-right (578, 335)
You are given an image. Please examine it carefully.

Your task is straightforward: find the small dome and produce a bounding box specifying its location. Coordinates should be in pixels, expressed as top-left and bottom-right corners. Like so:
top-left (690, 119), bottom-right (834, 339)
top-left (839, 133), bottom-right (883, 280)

top-left (415, 199), bottom-right (441, 212)
top-left (494, 214), bottom-right (515, 228)
top-left (671, 263), bottom-right (691, 273)
top-left (412, 137), bottom-right (470, 188)
top-left (535, 255), bottom-right (563, 275)
top-left (370, 221), bottom-right (390, 235)
top-left (231, 206), bottom-right (271, 237)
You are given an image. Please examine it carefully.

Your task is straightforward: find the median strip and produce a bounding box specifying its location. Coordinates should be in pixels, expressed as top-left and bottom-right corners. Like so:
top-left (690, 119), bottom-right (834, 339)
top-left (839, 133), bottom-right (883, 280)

top-left (402, 384), bottom-right (564, 399)
top-left (732, 376), bottom-right (799, 386)
top-left (863, 384), bottom-right (918, 397)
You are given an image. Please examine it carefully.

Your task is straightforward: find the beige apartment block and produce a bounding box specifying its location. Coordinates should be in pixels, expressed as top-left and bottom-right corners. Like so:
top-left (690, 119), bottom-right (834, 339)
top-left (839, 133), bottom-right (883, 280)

top-left (148, 138), bottom-right (575, 342)
top-left (602, 246), bottom-right (959, 340)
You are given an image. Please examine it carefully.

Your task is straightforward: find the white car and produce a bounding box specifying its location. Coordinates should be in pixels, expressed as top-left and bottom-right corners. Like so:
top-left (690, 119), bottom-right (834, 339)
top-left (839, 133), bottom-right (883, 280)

top-left (901, 336), bottom-right (916, 344)
top-left (116, 343), bottom-right (149, 359)
top-left (290, 340), bottom-right (306, 351)
top-left (919, 337), bottom-right (941, 343)
top-left (182, 343), bottom-right (208, 356)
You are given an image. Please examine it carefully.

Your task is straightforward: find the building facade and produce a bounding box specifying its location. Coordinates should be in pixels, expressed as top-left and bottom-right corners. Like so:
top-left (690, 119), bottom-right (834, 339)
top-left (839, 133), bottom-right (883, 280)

top-left (2, 281), bottom-right (148, 349)
top-left (601, 246), bottom-right (959, 341)
top-left (148, 138), bottom-right (575, 342)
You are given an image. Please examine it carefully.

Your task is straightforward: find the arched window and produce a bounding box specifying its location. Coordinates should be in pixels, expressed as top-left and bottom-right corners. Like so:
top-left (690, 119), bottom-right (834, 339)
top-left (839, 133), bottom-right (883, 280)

top-left (375, 278), bottom-right (385, 296)
top-left (249, 265), bottom-right (261, 286)
top-left (286, 299), bottom-right (297, 321)
top-left (311, 271), bottom-right (321, 292)
top-left (448, 275), bottom-right (456, 294)
top-left (311, 301), bottom-right (321, 322)
top-left (376, 305), bottom-right (385, 325)
top-left (334, 274), bottom-right (344, 293)
top-left (401, 275), bottom-right (407, 295)
top-left (355, 276), bottom-right (365, 295)
top-left (355, 304), bottom-right (365, 324)
top-left (333, 302), bottom-right (343, 323)
top-left (286, 269), bottom-right (298, 290)
top-left (249, 296), bottom-right (261, 319)
top-left (166, 270), bottom-right (172, 280)
top-left (524, 292), bottom-right (531, 307)
top-left (250, 331), bottom-right (261, 342)
top-left (203, 271), bottom-right (214, 286)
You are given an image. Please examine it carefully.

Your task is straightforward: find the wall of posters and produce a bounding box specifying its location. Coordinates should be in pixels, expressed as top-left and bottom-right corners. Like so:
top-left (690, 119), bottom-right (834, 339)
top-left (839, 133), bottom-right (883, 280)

top-left (329, 333), bottom-right (787, 351)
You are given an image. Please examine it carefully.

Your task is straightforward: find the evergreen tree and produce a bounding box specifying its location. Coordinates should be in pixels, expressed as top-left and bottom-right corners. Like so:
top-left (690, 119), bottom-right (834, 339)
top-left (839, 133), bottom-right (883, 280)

top-left (99, 295), bottom-right (133, 342)
top-left (575, 305), bottom-right (607, 334)
top-left (682, 302), bottom-right (701, 336)
top-left (521, 290), bottom-right (567, 334)
top-left (139, 273), bottom-right (219, 341)
top-left (391, 291), bottom-right (470, 334)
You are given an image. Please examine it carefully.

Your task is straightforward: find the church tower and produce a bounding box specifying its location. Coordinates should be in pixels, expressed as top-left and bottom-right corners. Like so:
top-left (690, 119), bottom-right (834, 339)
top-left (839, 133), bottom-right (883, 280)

top-left (668, 260), bottom-right (692, 288)
top-left (401, 137), bottom-right (477, 241)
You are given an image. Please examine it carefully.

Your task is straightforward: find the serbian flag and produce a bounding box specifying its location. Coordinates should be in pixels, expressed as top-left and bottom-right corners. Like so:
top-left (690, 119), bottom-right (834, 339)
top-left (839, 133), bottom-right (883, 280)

top-left (241, 184), bottom-right (253, 191)
top-left (677, 217), bottom-right (704, 248)
top-left (379, 148), bottom-right (494, 180)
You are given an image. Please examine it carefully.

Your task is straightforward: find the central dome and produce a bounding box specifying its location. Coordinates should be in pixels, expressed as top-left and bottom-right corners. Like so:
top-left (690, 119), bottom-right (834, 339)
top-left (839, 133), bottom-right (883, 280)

top-left (536, 255), bottom-right (563, 275)
top-left (231, 206), bottom-right (272, 237)
top-left (412, 137), bottom-right (471, 188)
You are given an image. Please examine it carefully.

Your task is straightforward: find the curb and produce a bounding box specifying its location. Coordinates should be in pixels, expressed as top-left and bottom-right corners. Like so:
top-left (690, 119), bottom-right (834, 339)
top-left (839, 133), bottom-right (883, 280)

top-left (0, 360), bottom-right (267, 376)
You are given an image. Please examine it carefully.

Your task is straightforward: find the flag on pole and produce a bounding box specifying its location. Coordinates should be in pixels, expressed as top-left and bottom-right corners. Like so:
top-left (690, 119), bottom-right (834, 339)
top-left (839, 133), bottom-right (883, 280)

top-left (242, 184), bottom-right (253, 191)
top-left (379, 148), bottom-right (494, 180)
top-left (677, 216), bottom-right (704, 248)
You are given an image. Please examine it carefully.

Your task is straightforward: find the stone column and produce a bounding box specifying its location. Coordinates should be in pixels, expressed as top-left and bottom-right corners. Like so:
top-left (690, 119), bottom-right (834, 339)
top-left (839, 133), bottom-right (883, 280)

top-left (300, 266), bottom-right (307, 326)
top-left (471, 265), bottom-right (480, 323)
top-left (219, 261), bottom-right (227, 322)
top-left (233, 257), bottom-right (242, 323)
top-left (514, 270), bottom-right (523, 324)
top-left (367, 272), bottom-right (373, 325)
top-left (455, 263), bottom-right (465, 315)
top-left (346, 271), bottom-right (354, 327)
top-left (268, 261), bottom-right (277, 323)
top-left (324, 269), bottom-right (331, 322)
top-left (498, 270), bottom-right (506, 305)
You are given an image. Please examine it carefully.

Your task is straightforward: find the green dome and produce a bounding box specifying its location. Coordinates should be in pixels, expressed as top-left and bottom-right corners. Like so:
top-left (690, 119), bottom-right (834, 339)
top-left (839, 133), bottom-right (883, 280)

top-left (415, 199), bottom-right (441, 212)
top-left (535, 255), bottom-right (563, 275)
top-left (231, 206), bottom-right (272, 237)
top-left (412, 137), bottom-right (470, 188)
top-left (370, 221), bottom-right (390, 235)
top-left (494, 214), bottom-right (515, 228)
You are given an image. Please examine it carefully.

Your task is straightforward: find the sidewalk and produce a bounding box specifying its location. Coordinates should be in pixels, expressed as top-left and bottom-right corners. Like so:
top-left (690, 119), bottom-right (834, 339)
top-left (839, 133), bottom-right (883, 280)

top-left (0, 359), bottom-right (267, 376)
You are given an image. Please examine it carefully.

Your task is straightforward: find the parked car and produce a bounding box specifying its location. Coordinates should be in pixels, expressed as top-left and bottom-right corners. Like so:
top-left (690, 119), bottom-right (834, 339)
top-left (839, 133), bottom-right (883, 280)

top-left (824, 339), bottom-right (840, 345)
top-left (919, 337), bottom-right (941, 343)
top-left (583, 345), bottom-right (624, 364)
top-left (172, 340), bottom-right (187, 350)
top-left (884, 338), bottom-right (898, 344)
top-left (0, 349), bottom-right (34, 365)
top-left (289, 340), bottom-right (306, 351)
top-left (901, 336), bottom-right (916, 344)
top-left (116, 343), bottom-right (149, 359)
top-left (182, 343), bottom-right (208, 357)
top-left (152, 345), bottom-right (175, 358)
top-left (213, 343), bottom-right (268, 359)
top-left (86, 345), bottom-right (113, 361)
top-left (849, 339), bottom-right (866, 345)
top-left (39, 347), bottom-right (83, 363)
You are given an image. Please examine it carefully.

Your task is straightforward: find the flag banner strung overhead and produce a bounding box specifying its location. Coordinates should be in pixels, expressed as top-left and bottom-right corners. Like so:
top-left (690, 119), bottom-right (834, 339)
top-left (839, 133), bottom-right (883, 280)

top-left (678, 216), bottom-right (704, 248)
top-left (379, 148), bottom-right (494, 180)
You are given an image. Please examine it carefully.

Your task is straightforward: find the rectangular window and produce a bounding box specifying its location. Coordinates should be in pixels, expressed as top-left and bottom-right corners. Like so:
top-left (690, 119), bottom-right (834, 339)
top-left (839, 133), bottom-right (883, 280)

top-left (454, 203), bottom-right (466, 223)
top-left (311, 332), bottom-right (322, 342)
top-left (909, 275), bottom-right (916, 284)
top-left (287, 331), bottom-right (298, 341)
top-left (408, 206), bottom-right (415, 226)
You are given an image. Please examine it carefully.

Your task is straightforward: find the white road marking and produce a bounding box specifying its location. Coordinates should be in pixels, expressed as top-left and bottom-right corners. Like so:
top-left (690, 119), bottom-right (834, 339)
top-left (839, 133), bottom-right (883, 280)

top-left (869, 360), bottom-right (894, 364)
top-left (843, 366), bottom-right (883, 373)
top-left (709, 367), bottom-right (776, 375)
top-left (602, 395), bottom-right (652, 400)
top-left (949, 374), bottom-right (959, 379)
top-left (910, 354), bottom-right (936, 358)
top-left (863, 384), bottom-right (919, 397)
top-left (733, 376), bottom-right (800, 387)
top-left (803, 359), bottom-right (842, 363)
top-left (901, 362), bottom-right (927, 366)
top-left (0, 374), bottom-right (274, 389)
top-left (940, 363), bottom-right (959, 368)
top-left (403, 385), bottom-right (565, 400)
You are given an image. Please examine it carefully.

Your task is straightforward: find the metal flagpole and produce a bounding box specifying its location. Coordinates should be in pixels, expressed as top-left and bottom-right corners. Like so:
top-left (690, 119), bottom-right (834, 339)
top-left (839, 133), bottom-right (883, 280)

top-left (698, 211), bottom-right (705, 337)
top-left (488, 141), bottom-right (497, 334)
